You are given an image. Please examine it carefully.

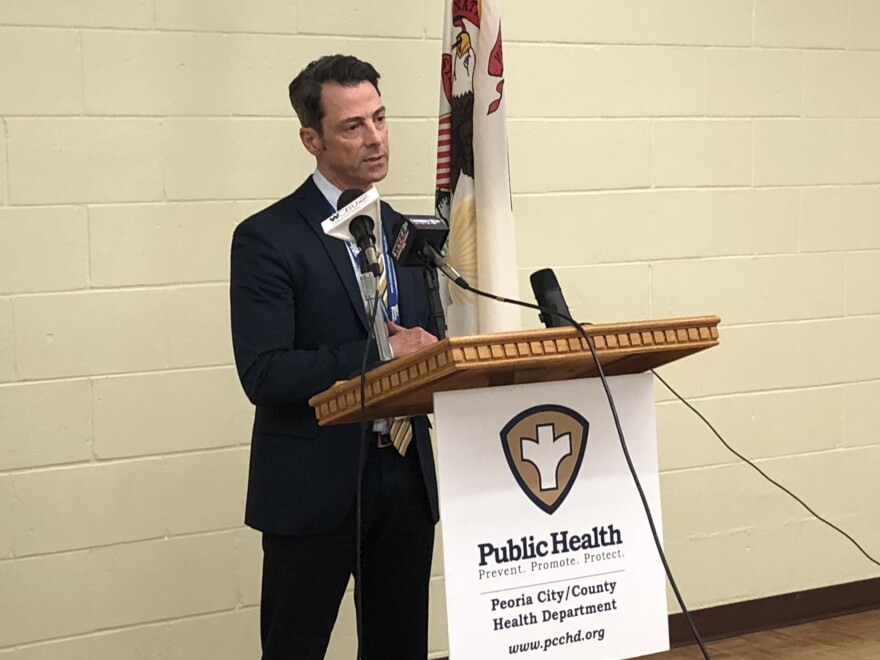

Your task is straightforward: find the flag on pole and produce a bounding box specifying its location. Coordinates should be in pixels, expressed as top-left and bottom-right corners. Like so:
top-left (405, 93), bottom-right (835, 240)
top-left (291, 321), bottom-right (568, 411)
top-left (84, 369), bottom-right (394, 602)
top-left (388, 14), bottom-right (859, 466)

top-left (436, 0), bottom-right (520, 336)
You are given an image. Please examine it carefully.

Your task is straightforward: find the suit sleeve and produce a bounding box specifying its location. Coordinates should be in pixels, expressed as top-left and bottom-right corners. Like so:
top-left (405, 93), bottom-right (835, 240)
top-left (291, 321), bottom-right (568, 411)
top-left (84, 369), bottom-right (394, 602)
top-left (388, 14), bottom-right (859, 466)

top-left (229, 220), bottom-right (378, 407)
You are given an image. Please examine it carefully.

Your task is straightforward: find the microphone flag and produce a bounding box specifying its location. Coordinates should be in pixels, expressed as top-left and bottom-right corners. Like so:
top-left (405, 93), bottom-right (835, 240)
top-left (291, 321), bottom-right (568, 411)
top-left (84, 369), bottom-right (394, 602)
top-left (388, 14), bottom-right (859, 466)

top-left (320, 186), bottom-right (382, 250)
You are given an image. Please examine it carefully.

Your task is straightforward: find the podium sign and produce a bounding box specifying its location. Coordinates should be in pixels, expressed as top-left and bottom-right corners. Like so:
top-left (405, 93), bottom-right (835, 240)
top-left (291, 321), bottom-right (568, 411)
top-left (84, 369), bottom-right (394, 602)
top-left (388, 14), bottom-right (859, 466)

top-left (434, 373), bottom-right (670, 659)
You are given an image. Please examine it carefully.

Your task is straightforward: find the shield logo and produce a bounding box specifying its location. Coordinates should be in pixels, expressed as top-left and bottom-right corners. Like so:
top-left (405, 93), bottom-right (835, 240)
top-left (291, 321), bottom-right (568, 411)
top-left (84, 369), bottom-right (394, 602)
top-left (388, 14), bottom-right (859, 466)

top-left (500, 405), bottom-right (589, 514)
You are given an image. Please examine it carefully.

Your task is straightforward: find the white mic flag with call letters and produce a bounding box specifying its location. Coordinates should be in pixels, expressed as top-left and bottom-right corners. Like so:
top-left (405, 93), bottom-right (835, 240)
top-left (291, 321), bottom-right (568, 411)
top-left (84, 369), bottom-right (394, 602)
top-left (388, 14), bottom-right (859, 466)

top-left (321, 187), bottom-right (382, 249)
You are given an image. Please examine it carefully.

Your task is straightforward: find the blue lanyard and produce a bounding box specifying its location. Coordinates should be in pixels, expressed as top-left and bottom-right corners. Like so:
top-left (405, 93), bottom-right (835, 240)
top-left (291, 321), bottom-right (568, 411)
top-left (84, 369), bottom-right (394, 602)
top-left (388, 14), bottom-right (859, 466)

top-left (342, 223), bottom-right (401, 325)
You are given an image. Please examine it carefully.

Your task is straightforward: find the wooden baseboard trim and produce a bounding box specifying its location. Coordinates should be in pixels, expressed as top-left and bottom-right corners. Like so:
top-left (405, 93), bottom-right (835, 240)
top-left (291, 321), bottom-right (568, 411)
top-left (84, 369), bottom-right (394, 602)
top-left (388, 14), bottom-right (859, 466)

top-left (433, 578), bottom-right (880, 658)
top-left (670, 577), bottom-right (880, 647)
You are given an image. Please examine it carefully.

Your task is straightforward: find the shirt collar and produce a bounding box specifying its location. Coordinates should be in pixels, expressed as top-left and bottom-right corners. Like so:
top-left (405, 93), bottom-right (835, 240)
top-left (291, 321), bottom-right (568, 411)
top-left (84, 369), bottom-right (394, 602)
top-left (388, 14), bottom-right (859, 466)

top-left (312, 169), bottom-right (379, 215)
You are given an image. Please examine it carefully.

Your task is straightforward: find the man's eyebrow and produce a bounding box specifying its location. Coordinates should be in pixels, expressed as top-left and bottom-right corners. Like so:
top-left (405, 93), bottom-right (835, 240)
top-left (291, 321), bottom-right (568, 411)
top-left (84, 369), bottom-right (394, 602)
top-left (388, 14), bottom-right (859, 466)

top-left (337, 106), bottom-right (386, 126)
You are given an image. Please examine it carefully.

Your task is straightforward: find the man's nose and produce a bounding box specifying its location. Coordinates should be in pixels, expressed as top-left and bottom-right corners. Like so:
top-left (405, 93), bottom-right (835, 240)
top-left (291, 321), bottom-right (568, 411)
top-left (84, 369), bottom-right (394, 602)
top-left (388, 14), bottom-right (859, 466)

top-left (363, 120), bottom-right (382, 144)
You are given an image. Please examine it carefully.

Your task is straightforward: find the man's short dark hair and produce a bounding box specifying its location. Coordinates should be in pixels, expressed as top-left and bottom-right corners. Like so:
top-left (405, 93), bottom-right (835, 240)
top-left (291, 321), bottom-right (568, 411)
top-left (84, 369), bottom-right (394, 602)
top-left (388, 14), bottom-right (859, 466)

top-left (288, 55), bottom-right (381, 132)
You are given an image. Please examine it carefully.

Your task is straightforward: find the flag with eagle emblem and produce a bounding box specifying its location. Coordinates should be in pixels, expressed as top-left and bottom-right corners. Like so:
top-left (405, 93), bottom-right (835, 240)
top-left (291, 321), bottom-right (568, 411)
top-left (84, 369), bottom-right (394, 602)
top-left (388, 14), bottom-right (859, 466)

top-left (436, 0), bottom-right (520, 335)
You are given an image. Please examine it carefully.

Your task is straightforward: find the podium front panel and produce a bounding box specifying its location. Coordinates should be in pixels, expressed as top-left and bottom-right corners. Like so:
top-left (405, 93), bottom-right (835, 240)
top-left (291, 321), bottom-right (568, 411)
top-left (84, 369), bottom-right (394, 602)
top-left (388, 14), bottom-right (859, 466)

top-left (434, 374), bottom-right (670, 659)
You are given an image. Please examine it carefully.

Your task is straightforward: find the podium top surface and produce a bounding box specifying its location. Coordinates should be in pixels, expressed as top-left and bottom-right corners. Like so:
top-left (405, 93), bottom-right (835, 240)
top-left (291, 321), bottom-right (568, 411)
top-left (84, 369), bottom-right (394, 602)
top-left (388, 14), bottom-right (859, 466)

top-left (309, 315), bottom-right (720, 425)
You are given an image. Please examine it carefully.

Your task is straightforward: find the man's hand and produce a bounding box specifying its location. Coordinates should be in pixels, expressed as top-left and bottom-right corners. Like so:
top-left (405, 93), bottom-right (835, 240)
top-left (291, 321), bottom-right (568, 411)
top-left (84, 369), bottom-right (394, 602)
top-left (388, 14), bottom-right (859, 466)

top-left (387, 322), bottom-right (438, 357)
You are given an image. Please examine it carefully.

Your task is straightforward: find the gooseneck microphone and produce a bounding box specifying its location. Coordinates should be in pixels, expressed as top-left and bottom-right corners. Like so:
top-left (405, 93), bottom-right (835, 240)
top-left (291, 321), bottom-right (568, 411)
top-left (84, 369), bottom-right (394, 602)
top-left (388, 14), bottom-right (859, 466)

top-left (338, 188), bottom-right (379, 275)
top-left (529, 268), bottom-right (572, 328)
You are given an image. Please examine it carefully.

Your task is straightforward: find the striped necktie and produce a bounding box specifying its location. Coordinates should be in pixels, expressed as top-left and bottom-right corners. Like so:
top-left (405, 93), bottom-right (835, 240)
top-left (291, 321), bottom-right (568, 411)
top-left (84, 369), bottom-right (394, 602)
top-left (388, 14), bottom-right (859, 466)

top-left (377, 250), bottom-right (413, 456)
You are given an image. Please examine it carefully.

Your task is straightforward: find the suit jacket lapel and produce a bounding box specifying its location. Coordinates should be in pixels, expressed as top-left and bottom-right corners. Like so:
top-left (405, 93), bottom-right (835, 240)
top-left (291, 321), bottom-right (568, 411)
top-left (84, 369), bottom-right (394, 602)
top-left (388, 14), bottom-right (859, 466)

top-left (294, 178), bottom-right (370, 332)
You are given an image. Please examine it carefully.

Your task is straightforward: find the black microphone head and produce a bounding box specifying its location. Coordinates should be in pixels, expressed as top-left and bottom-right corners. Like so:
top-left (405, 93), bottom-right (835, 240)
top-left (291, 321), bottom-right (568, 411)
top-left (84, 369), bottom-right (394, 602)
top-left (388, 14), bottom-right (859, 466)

top-left (337, 188), bottom-right (376, 250)
top-left (529, 268), bottom-right (560, 294)
top-left (338, 188), bottom-right (366, 210)
top-left (348, 214), bottom-right (375, 245)
top-left (530, 268), bottom-right (571, 328)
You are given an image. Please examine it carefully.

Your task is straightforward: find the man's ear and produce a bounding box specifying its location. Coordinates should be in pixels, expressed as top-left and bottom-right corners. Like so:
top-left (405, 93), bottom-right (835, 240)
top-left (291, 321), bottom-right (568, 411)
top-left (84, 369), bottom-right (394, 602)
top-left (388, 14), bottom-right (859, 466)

top-left (300, 127), bottom-right (323, 156)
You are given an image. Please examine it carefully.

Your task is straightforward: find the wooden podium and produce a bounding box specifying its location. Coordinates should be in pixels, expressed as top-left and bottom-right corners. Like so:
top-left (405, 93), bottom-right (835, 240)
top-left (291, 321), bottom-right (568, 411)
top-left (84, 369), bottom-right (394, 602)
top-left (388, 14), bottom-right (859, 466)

top-left (309, 315), bottom-right (720, 659)
top-left (309, 316), bottom-right (720, 425)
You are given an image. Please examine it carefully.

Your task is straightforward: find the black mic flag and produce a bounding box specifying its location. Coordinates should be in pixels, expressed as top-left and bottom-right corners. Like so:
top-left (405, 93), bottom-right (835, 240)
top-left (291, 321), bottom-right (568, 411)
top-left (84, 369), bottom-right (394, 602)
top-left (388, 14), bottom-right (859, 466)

top-left (390, 214), bottom-right (467, 287)
top-left (390, 215), bottom-right (449, 267)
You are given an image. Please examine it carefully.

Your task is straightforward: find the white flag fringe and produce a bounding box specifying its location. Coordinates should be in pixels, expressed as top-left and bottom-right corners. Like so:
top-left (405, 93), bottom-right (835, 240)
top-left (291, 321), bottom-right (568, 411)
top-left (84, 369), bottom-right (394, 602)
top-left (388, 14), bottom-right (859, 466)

top-left (435, 0), bottom-right (520, 336)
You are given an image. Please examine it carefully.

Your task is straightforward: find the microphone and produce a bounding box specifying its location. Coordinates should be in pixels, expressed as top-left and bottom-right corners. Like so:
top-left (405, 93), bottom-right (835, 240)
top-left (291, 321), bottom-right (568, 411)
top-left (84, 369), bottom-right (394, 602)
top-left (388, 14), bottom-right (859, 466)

top-left (389, 214), bottom-right (466, 287)
top-left (336, 188), bottom-right (392, 361)
top-left (529, 268), bottom-right (572, 328)
top-left (338, 188), bottom-right (379, 275)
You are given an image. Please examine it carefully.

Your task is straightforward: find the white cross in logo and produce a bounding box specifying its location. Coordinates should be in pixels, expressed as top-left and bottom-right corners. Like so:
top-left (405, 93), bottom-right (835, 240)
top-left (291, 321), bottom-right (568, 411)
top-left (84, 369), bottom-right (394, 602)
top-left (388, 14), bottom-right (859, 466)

top-left (521, 423), bottom-right (572, 491)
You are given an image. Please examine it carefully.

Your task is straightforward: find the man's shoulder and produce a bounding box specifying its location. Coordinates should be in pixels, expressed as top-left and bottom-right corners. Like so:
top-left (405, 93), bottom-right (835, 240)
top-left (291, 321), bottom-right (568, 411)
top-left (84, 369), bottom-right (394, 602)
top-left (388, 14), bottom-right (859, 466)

top-left (379, 197), bottom-right (403, 215)
top-left (236, 178), bottom-right (318, 236)
top-left (378, 198), bottom-right (406, 233)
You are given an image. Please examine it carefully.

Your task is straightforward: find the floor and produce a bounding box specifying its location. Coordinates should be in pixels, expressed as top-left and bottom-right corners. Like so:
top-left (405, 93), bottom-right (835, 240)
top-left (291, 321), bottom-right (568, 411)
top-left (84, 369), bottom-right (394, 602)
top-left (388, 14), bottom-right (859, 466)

top-left (642, 608), bottom-right (880, 659)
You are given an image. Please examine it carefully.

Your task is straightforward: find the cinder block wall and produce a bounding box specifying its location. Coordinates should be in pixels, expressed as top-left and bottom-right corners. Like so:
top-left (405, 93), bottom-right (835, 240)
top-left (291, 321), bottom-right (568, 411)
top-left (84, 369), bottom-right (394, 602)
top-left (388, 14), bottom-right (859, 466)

top-left (508, 0), bottom-right (880, 615)
top-left (1, 1), bottom-right (878, 658)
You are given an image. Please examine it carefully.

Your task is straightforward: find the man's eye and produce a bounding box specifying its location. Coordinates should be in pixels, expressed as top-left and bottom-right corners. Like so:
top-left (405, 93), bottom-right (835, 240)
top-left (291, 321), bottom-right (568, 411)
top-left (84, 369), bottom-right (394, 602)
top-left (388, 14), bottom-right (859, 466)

top-left (375, 115), bottom-right (386, 126)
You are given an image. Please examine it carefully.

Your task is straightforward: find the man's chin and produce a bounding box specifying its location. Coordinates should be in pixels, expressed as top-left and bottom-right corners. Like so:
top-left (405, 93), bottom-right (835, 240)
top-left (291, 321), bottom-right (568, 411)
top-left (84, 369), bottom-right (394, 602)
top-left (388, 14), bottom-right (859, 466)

top-left (364, 164), bottom-right (389, 183)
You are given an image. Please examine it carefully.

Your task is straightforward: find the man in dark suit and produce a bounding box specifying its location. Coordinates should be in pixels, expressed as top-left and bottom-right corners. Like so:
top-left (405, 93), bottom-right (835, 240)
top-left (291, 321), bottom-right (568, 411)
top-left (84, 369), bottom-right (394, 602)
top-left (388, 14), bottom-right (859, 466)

top-left (230, 55), bottom-right (440, 659)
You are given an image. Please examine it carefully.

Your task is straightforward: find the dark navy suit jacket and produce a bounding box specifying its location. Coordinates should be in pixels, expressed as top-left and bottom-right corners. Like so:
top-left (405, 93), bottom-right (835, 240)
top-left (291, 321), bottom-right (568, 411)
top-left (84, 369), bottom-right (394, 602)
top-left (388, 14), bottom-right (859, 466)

top-left (230, 177), bottom-right (440, 535)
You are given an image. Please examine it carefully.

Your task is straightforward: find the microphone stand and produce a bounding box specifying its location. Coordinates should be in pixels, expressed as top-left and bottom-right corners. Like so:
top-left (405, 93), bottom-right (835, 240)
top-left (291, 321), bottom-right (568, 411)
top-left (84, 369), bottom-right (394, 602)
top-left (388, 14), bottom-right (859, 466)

top-left (422, 266), bottom-right (447, 340)
top-left (360, 267), bottom-right (393, 362)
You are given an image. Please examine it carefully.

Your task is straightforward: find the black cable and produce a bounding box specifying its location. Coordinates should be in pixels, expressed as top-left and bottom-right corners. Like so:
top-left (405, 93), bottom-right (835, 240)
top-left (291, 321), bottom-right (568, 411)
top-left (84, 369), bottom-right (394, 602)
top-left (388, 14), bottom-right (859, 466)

top-left (354, 285), bottom-right (385, 660)
top-left (652, 370), bottom-right (880, 570)
top-left (453, 281), bottom-right (712, 659)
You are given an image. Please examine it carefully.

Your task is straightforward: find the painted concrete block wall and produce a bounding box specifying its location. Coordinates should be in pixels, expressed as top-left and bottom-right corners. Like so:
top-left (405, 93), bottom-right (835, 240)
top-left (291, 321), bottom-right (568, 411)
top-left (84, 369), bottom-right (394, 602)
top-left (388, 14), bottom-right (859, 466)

top-left (503, 0), bottom-right (880, 616)
top-left (0, 1), bottom-right (878, 658)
